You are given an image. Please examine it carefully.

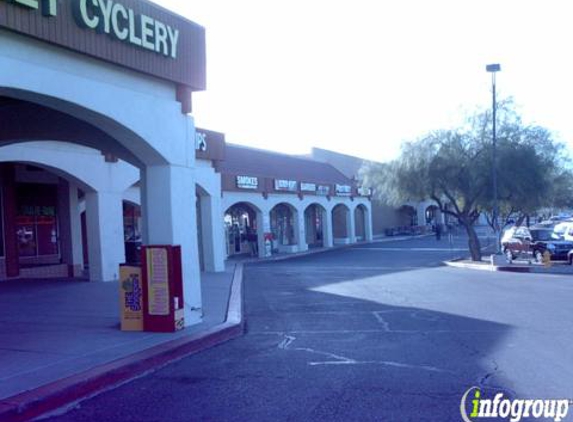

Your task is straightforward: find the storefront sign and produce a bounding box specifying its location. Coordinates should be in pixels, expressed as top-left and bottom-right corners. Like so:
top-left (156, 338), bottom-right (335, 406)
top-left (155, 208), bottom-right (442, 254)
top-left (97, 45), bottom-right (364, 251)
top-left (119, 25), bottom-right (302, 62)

top-left (0, 0), bottom-right (205, 91)
top-left (317, 185), bottom-right (331, 196)
top-left (274, 179), bottom-right (298, 192)
top-left (72, 0), bottom-right (180, 58)
top-left (194, 128), bottom-right (225, 161)
top-left (236, 176), bottom-right (259, 190)
top-left (2, 0), bottom-right (57, 15)
top-left (3, 0), bottom-right (180, 58)
top-left (300, 182), bottom-right (316, 193)
top-left (195, 131), bottom-right (207, 151)
top-left (145, 248), bottom-right (170, 316)
top-left (358, 187), bottom-right (372, 196)
top-left (335, 184), bottom-right (352, 196)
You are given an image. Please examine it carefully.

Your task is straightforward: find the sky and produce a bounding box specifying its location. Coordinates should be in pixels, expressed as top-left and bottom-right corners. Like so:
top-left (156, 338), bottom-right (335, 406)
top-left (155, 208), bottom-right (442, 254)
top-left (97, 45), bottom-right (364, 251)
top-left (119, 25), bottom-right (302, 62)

top-left (152, 0), bottom-right (573, 162)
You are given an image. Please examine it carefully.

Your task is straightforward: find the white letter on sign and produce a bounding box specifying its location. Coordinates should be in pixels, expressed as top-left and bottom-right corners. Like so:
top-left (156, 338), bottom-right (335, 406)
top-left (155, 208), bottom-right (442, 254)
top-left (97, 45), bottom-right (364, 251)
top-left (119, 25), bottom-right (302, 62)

top-left (167, 26), bottom-right (179, 59)
top-left (79, 0), bottom-right (100, 29)
top-left (111, 3), bottom-right (128, 40)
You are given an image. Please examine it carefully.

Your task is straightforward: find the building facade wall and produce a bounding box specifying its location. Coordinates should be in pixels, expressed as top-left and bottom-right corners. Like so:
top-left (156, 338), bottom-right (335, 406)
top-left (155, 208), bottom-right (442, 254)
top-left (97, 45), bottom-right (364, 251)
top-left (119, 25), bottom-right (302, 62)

top-left (0, 29), bottom-right (203, 326)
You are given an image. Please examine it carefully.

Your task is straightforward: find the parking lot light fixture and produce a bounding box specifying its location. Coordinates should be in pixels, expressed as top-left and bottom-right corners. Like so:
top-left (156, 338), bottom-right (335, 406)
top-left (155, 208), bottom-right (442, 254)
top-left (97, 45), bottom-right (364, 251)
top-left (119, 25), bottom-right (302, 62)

top-left (486, 63), bottom-right (501, 253)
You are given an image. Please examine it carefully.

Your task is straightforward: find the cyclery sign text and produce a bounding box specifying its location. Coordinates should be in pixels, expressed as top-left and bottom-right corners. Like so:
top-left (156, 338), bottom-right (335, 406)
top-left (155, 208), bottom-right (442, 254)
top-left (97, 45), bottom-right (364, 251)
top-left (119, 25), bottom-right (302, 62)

top-left (3, 0), bottom-right (180, 59)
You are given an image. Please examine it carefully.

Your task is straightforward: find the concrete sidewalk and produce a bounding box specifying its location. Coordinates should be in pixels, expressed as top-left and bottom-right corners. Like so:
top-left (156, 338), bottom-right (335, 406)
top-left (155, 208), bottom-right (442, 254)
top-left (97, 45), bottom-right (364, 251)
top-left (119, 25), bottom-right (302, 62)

top-left (0, 264), bottom-right (243, 421)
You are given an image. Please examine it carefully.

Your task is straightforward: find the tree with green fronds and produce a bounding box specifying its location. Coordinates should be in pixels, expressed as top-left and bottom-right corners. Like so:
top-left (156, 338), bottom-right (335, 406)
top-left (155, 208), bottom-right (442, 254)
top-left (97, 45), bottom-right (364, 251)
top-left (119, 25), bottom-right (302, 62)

top-left (360, 100), bottom-right (571, 261)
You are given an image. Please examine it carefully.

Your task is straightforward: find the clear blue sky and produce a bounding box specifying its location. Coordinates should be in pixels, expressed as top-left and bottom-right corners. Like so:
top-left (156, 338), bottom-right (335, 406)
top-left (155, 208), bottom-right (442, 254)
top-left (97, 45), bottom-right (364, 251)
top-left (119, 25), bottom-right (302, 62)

top-left (153, 0), bottom-right (573, 162)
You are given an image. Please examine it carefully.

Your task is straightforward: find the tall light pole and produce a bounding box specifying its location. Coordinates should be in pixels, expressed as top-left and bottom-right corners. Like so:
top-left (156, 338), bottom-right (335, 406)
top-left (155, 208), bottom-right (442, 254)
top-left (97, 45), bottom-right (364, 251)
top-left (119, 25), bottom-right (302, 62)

top-left (486, 63), bottom-right (501, 253)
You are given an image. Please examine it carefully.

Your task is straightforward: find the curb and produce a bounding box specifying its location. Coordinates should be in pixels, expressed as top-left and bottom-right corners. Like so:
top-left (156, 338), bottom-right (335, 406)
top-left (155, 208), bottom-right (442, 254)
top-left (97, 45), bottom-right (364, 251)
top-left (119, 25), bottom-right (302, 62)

top-left (0, 264), bottom-right (245, 422)
top-left (444, 259), bottom-right (572, 274)
top-left (443, 260), bottom-right (498, 272)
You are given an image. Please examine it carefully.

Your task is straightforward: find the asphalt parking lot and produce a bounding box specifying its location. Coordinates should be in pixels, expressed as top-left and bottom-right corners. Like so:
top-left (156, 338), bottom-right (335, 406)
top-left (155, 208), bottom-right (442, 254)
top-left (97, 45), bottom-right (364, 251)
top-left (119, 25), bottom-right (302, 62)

top-left (47, 236), bottom-right (573, 421)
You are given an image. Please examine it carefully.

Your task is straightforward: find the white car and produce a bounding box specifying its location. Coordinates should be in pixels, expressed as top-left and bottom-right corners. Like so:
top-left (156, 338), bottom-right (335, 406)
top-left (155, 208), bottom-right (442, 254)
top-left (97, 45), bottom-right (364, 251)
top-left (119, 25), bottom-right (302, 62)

top-left (500, 226), bottom-right (518, 250)
top-left (554, 221), bottom-right (573, 241)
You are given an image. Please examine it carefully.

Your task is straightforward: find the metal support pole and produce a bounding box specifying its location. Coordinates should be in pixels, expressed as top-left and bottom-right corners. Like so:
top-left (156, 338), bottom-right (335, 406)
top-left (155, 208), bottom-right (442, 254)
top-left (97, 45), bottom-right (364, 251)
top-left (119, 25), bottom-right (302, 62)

top-left (486, 63), bottom-right (501, 254)
top-left (492, 72), bottom-right (499, 253)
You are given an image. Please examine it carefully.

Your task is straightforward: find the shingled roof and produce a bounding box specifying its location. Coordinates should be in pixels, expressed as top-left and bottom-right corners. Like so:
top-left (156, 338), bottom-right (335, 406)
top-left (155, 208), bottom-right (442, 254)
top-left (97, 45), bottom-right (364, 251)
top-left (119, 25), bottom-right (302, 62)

top-left (218, 144), bottom-right (353, 185)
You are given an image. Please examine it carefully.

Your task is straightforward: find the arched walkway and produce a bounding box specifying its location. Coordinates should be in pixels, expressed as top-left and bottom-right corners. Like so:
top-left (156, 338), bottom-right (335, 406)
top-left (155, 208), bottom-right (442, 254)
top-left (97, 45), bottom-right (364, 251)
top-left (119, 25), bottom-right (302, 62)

top-left (354, 204), bottom-right (367, 242)
top-left (224, 202), bottom-right (262, 258)
top-left (425, 205), bottom-right (440, 226)
top-left (305, 203), bottom-right (327, 248)
top-left (0, 162), bottom-right (93, 280)
top-left (0, 90), bottom-right (201, 324)
top-left (270, 203), bottom-right (299, 254)
top-left (1, 17), bottom-right (204, 326)
top-left (332, 204), bottom-right (353, 245)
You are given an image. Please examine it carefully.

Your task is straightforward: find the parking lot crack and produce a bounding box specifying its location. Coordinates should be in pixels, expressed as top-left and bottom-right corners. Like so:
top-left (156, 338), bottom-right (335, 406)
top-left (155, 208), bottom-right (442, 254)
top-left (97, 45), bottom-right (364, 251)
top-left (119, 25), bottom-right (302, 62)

top-left (277, 334), bottom-right (453, 372)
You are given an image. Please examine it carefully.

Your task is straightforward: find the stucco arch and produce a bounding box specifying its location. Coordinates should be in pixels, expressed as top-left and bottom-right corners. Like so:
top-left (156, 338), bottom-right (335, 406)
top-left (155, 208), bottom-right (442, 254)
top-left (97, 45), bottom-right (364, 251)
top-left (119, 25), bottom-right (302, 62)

top-left (0, 31), bottom-right (192, 167)
top-left (269, 202), bottom-right (299, 251)
top-left (0, 159), bottom-right (95, 194)
top-left (332, 203), bottom-right (352, 243)
top-left (224, 200), bottom-right (263, 215)
top-left (303, 202), bottom-right (329, 249)
top-left (0, 142), bottom-right (139, 194)
top-left (304, 202), bottom-right (327, 214)
top-left (270, 201), bottom-right (297, 213)
top-left (0, 90), bottom-right (165, 168)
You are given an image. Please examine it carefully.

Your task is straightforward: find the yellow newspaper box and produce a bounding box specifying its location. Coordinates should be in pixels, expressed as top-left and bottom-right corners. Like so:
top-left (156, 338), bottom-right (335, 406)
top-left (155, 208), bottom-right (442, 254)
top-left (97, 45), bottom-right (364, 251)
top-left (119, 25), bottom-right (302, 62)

top-left (119, 265), bottom-right (143, 331)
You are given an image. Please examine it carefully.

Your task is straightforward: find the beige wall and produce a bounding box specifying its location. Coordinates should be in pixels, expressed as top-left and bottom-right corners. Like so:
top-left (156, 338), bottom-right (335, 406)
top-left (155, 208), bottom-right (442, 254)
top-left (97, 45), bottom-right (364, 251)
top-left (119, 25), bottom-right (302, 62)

top-left (371, 200), bottom-right (404, 235)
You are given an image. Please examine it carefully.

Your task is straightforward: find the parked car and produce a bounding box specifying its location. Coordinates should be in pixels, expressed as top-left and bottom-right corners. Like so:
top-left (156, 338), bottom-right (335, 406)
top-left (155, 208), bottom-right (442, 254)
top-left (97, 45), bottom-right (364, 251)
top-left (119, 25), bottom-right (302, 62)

top-left (554, 221), bottom-right (573, 241)
top-left (501, 225), bottom-right (573, 264)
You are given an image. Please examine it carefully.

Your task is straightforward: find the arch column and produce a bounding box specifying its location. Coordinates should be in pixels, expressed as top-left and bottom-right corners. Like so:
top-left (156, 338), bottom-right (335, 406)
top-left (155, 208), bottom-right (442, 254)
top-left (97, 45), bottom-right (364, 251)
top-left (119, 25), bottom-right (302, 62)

top-left (296, 208), bottom-right (308, 253)
top-left (348, 206), bottom-right (357, 244)
top-left (85, 190), bottom-right (124, 282)
top-left (258, 208), bottom-right (271, 258)
top-left (58, 180), bottom-right (84, 277)
top-left (142, 164), bottom-right (202, 326)
top-left (364, 206), bottom-right (374, 242)
top-left (417, 203), bottom-right (427, 226)
top-left (323, 208), bottom-right (334, 248)
top-left (198, 193), bottom-right (225, 272)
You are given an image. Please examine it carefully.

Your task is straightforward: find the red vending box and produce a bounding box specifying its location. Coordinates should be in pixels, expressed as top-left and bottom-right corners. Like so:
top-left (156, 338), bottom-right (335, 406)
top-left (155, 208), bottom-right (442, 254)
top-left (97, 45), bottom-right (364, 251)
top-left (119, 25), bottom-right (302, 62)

top-left (141, 245), bottom-right (185, 332)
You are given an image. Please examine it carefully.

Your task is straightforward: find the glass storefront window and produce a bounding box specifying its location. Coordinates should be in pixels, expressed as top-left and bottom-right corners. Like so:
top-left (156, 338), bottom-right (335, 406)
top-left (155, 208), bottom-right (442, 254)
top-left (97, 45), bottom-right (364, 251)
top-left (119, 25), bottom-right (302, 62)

top-left (271, 204), bottom-right (295, 246)
top-left (123, 202), bottom-right (142, 264)
top-left (16, 184), bottom-right (59, 258)
top-left (16, 219), bottom-right (36, 257)
top-left (224, 204), bottom-right (258, 256)
top-left (16, 207), bottom-right (58, 257)
top-left (305, 205), bottom-right (324, 247)
top-left (123, 203), bottom-right (142, 242)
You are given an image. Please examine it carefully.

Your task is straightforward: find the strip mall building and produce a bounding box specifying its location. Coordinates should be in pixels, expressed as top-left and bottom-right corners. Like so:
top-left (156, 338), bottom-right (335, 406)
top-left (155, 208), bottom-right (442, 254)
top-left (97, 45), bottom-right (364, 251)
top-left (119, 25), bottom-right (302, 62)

top-left (0, 0), bottom-right (377, 326)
